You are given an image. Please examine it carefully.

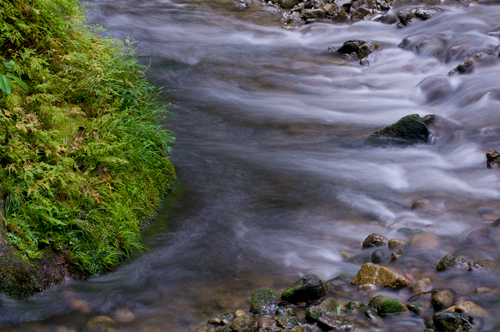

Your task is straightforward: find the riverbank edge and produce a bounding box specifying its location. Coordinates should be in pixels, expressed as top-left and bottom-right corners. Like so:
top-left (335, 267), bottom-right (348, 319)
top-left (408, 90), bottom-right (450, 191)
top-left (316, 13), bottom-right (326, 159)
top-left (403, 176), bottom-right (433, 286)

top-left (0, 0), bottom-right (176, 297)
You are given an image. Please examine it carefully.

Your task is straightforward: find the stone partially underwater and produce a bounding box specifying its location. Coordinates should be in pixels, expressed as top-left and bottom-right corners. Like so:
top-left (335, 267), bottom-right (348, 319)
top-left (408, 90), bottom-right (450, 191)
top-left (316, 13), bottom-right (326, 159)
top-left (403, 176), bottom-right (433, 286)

top-left (371, 114), bottom-right (435, 143)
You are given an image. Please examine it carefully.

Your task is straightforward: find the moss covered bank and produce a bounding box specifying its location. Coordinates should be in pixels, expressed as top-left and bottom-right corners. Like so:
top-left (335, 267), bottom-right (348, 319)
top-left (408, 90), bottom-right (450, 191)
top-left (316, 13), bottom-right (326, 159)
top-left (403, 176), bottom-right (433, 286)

top-left (0, 0), bottom-right (176, 296)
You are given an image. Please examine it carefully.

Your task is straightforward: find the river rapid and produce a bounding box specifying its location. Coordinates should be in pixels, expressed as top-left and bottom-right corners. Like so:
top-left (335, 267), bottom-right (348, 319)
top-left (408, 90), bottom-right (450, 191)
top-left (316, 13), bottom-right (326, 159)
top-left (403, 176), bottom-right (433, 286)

top-left (3, 0), bottom-right (500, 331)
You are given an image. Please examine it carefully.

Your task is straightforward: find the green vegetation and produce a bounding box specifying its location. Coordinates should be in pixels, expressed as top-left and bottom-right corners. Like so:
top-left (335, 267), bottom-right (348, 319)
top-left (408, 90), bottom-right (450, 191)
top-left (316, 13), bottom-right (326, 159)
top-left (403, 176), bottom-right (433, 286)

top-left (0, 0), bottom-right (176, 283)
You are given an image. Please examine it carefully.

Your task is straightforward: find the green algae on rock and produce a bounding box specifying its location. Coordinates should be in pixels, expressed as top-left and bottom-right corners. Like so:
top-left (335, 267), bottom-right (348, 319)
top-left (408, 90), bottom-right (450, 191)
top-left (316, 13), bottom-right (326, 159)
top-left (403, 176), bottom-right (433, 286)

top-left (281, 274), bottom-right (328, 304)
top-left (371, 114), bottom-right (433, 142)
top-left (250, 287), bottom-right (280, 315)
top-left (305, 297), bottom-right (339, 323)
top-left (351, 263), bottom-right (412, 289)
top-left (379, 298), bottom-right (407, 316)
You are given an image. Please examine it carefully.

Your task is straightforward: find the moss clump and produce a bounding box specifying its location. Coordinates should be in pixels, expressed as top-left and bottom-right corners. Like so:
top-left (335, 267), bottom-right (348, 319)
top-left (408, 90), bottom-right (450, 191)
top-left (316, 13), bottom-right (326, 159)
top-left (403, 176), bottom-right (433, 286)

top-left (0, 0), bottom-right (176, 292)
top-left (379, 298), bottom-right (405, 315)
top-left (249, 287), bottom-right (280, 315)
top-left (372, 114), bottom-right (430, 142)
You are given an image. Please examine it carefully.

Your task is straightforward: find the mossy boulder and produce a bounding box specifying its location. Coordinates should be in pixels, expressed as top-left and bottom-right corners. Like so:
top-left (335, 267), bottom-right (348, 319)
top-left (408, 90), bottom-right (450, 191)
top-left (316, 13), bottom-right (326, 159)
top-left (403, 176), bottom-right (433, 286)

top-left (231, 310), bottom-right (252, 332)
top-left (371, 114), bottom-right (433, 142)
top-left (351, 263), bottom-right (412, 289)
top-left (250, 287), bottom-right (280, 315)
top-left (379, 298), bottom-right (407, 316)
top-left (281, 274), bottom-right (328, 304)
top-left (305, 297), bottom-right (339, 323)
top-left (433, 312), bottom-right (474, 332)
top-left (436, 254), bottom-right (470, 272)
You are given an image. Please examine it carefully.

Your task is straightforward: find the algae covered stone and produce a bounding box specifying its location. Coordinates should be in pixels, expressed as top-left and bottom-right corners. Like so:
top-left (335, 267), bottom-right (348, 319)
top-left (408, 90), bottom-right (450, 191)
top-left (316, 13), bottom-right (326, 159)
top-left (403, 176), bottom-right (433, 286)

top-left (305, 297), bottom-right (339, 322)
top-left (250, 287), bottom-right (280, 315)
top-left (371, 114), bottom-right (432, 142)
top-left (436, 254), bottom-right (470, 271)
top-left (379, 298), bottom-right (406, 316)
top-left (433, 312), bottom-right (474, 332)
top-left (281, 274), bottom-right (328, 304)
top-left (351, 263), bottom-right (411, 289)
top-left (231, 310), bottom-right (252, 332)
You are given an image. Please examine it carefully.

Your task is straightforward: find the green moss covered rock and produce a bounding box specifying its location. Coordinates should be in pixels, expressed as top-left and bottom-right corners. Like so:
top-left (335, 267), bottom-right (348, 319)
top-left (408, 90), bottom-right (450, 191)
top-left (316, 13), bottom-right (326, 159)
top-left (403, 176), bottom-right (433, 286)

top-left (250, 287), bottom-right (280, 315)
top-left (305, 297), bottom-right (339, 323)
top-left (281, 274), bottom-right (328, 304)
top-left (371, 114), bottom-right (433, 142)
top-left (379, 298), bottom-right (407, 316)
top-left (433, 312), bottom-right (474, 332)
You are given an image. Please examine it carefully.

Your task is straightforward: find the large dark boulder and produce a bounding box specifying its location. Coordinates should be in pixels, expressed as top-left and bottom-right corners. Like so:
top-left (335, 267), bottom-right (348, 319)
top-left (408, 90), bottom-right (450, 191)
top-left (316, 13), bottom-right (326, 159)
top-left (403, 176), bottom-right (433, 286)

top-left (281, 274), bottom-right (328, 304)
top-left (371, 114), bottom-right (433, 142)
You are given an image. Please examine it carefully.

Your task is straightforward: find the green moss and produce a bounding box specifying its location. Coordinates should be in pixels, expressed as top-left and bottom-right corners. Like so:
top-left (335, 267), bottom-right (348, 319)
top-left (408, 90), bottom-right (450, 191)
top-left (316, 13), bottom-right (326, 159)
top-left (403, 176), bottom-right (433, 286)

top-left (372, 114), bottom-right (429, 142)
top-left (249, 287), bottom-right (280, 315)
top-left (380, 298), bottom-right (405, 315)
top-left (0, 0), bottom-right (176, 286)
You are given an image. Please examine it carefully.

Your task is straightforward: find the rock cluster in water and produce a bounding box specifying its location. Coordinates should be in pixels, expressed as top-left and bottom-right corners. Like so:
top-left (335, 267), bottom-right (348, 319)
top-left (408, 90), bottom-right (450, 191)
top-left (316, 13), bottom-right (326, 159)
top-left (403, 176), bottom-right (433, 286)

top-left (205, 229), bottom-right (498, 332)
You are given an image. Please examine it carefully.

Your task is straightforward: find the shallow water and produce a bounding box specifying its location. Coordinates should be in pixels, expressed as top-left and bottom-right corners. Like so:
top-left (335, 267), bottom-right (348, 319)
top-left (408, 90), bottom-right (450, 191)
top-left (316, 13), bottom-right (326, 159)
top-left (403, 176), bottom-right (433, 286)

top-left (4, 0), bottom-right (500, 331)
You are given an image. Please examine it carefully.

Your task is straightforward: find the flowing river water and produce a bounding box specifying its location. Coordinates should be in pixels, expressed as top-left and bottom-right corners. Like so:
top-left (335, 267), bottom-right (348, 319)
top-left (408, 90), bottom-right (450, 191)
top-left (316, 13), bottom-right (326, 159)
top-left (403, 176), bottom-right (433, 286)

top-left (4, 0), bottom-right (500, 331)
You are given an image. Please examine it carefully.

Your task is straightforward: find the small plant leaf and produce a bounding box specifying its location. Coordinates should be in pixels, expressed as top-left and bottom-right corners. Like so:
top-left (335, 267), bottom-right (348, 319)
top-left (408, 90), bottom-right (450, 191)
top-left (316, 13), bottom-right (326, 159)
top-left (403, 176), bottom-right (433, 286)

top-left (5, 73), bottom-right (29, 92)
top-left (2, 61), bottom-right (14, 70)
top-left (337, 304), bottom-right (342, 316)
top-left (0, 75), bottom-right (12, 95)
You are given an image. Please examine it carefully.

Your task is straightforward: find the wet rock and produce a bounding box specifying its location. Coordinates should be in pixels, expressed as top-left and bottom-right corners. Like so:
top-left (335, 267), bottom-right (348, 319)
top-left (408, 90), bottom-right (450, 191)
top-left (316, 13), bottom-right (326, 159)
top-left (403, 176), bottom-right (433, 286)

top-left (486, 149), bottom-right (500, 168)
top-left (371, 248), bottom-right (390, 264)
top-left (397, 10), bottom-right (416, 27)
top-left (357, 42), bottom-right (378, 59)
top-left (414, 7), bottom-right (443, 20)
top-left (388, 239), bottom-right (405, 251)
top-left (455, 301), bottom-right (489, 318)
top-left (351, 6), bottom-right (372, 20)
top-left (358, 283), bottom-right (377, 291)
top-left (407, 301), bottom-right (432, 315)
top-left (305, 297), bottom-right (339, 323)
top-left (317, 316), bottom-right (355, 331)
top-left (331, 5), bottom-right (347, 20)
top-left (301, 8), bottom-right (327, 19)
top-left (275, 313), bottom-right (299, 329)
top-left (378, 298), bottom-right (407, 316)
top-left (365, 294), bottom-right (386, 317)
top-left (208, 313), bottom-right (234, 326)
top-left (250, 288), bottom-right (280, 315)
top-left (436, 254), bottom-right (470, 272)
top-left (351, 263), bottom-right (411, 289)
top-left (232, 310), bottom-right (252, 332)
top-left (433, 312), bottom-right (474, 332)
top-left (431, 290), bottom-right (456, 310)
top-left (418, 75), bottom-right (452, 104)
top-left (371, 114), bottom-right (432, 142)
top-left (215, 326), bottom-right (233, 332)
top-left (256, 316), bottom-right (277, 329)
top-left (337, 40), bottom-right (365, 55)
top-left (362, 233), bottom-right (388, 249)
top-left (345, 301), bottom-right (366, 311)
top-left (469, 260), bottom-right (500, 271)
top-left (281, 274), bottom-right (328, 304)
top-left (409, 232), bottom-right (440, 250)
top-left (411, 277), bottom-right (432, 296)
top-left (280, 0), bottom-right (299, 9)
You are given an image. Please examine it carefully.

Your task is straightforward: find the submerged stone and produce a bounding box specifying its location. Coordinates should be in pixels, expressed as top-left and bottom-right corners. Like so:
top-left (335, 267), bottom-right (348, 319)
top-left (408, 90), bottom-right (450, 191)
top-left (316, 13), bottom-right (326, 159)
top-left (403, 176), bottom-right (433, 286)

top-left (371, 248), bottom-right (390, 264)
top-left (407, 301), bottom-right (432, 315)
top-left (371, 114), bottom-right (432, 142)
top-left (362, 233), bottom-right (388, 249)
top-left (436, 254), bottom-right (470, 272)
top-left (305, 297), bottom-right (339, 323)
top-left (431, 290), bottom-right (456, 310)
top-left (250, 287), bottom-right (280, 315)
top-left (487, 149), bottom-right (500, 168)
top-left (469, 260), bottom-right (500, 271)
top-left (281, 274), bottom-right (328, 304)
top-left (433, 312), bottom-right (474, 332)
top-left (351, 263), bottom-right (412, 289)
top-left (345, 301), bottom-right (365, 311)
top-left (317, 316), bottom-right (354, 331)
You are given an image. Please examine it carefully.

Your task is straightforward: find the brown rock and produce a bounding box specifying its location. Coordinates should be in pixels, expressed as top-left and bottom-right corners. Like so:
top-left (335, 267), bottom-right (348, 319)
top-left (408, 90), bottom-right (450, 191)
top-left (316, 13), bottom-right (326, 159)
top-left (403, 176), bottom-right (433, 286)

top-left (362, 233), bottom-right (388, 249)
top-left (351, 263), bottom-right (412, 289)
top-left (487, 149), bottom-right (500, 168)
top-left (409, 232), bottom-right (441, 250)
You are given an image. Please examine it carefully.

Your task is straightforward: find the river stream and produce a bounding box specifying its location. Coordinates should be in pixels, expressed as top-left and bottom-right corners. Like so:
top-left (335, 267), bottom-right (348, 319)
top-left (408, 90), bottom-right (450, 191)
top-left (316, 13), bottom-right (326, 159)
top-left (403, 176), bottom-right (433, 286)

top-left (3, 0), bottom-right (500, 331)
